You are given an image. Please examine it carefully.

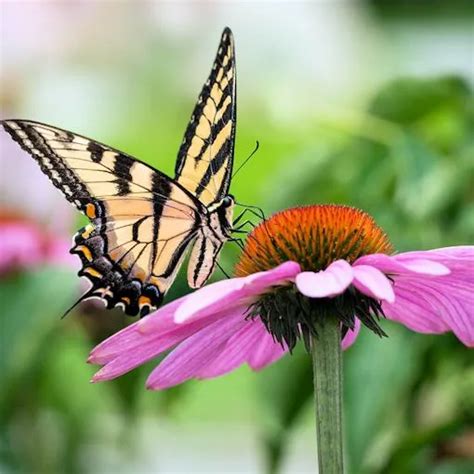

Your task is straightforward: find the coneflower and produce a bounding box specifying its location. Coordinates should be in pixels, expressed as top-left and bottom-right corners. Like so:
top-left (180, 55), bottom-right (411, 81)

top-left (89, 204), bottom-right (473, 472)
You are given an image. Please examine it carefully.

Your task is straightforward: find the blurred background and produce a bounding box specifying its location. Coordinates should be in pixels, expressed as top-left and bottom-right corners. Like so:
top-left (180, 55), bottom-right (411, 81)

top-left (1, 1), bottom-right (473, 473)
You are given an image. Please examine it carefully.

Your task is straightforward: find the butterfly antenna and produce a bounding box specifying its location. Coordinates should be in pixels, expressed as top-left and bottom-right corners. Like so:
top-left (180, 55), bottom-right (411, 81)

top-left (232, 140), bottom-right (260, 179)
top-left (216, 261), bottom-right (230, 279)
top-left (61, 287), bottom-right (96, 319)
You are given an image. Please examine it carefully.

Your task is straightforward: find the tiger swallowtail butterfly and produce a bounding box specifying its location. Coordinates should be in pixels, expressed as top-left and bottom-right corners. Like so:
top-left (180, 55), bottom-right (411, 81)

top-left (1, 27), bottom-right (238, 317)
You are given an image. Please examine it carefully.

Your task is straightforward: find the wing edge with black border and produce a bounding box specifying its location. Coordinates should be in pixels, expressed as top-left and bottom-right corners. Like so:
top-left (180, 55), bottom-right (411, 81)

top-left (174, 27), bottom-right (236, 206)
top-left (1, 119), bottom-right (204, 316)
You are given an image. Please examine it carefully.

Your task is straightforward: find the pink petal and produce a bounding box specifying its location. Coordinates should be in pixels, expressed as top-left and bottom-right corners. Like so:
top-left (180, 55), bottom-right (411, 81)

top-left (394, 247), bottom-right (473, 276)
top-left (296, 260), bottom-right (353, 298)
top-left (406, 279), bottom-right (472, 346)
top-left (174, 261), bottom-right (301, 324)
top-left (91, 320), bottom-right (204, 381)
top-left (393, 259), bottom-right (450, 276)
top-left (136, 295), bottom-right (191, 334)
top-left (146, 313), bottom-right (247, 390)
top-left (0, 222), bottom-right (42, 272)
top-left (247, 327), bottom-right (287, 370)
top-left (342, 318), bottom-right (361, 350)
top-left (355, 253), bottom-right (449, 276)
top-left (394, 246), bottom-right (474, 262)
top-left (196, 321), bottom-right (265, 379)
top-left (89, 297), bottom-right (184, 364)
top-left (382, 279), bottom-right (450, 333)
top-left (366, 247), bottom-right (474, 346)
top-left (46, 237), bottom-right (78, 269)
top-left (352, 265), bottom-right (395, 303)
top-left (88, 322), bottom-right (146, 365)
top-left (90, 308), bottom-right (243, 381)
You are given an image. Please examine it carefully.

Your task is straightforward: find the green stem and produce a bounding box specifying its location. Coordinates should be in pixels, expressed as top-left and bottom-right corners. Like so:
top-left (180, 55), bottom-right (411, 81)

top-left (311, 315), bottom-right (344, 473)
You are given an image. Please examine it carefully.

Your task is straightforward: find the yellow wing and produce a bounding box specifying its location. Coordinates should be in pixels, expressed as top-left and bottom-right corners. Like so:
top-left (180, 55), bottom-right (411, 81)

top-left (175, 27), bottom-right (236, 206)
top-left (1, 119), bottom-right (202, 316)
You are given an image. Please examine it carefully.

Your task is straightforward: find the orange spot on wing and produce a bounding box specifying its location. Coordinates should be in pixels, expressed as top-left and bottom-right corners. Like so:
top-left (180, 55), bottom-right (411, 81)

top-left (85, 203), bottom-right (96, 219)
top-left (138, 296), bottom-right (151, 307)
top-left (83, 267), bottom-right (102, 279)
top-left (75, 245), bottom-right (93, 262)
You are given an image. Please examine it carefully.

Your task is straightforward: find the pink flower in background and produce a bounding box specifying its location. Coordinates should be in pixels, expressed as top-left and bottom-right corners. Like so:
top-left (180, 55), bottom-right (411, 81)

top-left (89, 206), bottom-right (473, 390)
top-left (0, 128), bottom-right (76, 275)
top-left (0, 212), bottom-right (75, 275)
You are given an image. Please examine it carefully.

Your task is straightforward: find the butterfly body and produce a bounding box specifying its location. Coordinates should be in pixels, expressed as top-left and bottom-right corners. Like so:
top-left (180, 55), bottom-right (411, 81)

top-left (1, 28), bottom-right (237, 316)
top-left (188, 195), bottom-right (235, 289)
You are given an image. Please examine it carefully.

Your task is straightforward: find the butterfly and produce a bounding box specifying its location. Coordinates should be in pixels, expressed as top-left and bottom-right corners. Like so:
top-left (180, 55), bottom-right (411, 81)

top-left (1, 27), bottom-right (238, 317)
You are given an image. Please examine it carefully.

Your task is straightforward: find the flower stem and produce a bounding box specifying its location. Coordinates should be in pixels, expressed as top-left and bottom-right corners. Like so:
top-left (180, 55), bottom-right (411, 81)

top-left (311, 315), bottom-right (344, 473)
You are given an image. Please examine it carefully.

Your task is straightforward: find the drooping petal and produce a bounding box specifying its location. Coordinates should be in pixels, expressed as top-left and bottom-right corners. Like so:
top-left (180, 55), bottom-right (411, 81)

top-left (88, 322), bottom-right (146, 365)
top-left (352, 265), bottom-right (395, 303)
top-left (361, 247), bottom-right (474, 346)
top-left (407, 279), bottom-right (471, 346)
top-left (393, 246), bottom-right (473, 276)
top-left (89, 297), bottom-right (184, 364)
top-left (90, 308), bottom-right (244, 381)
top-left (247, 326), bottom-right (287, 370)
top-left (196, 321), bottom-right (266, 378)
top-left (296, 260), bottom-right (353, 298)
top-left (174, 261), bottom-right (301, 324)
top-left (392, 259), bottom-right (450, 276)
top-left (146, 313), bottom-right (247, 390)
top-left (382, 279), bottom-right (450, 334)
top-left (91, 318), bottom-right (209, 381)
top-left (342, 318), bottom-right (361, 350)
top-left (355, 253), bottom-right (450, 276)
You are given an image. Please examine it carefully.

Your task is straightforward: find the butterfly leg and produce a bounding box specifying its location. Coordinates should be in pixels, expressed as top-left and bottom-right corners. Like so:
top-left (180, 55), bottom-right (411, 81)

top-left (233, 208), bottom-right (252, 226)
top-left (232, 220), bottom-right (255, 234)
top-left (229, 237), bottom-right (245, 250)
top-left (216, 261), bottom-right (231, 279)
top-left (233, 207), bottom-right (264, 233)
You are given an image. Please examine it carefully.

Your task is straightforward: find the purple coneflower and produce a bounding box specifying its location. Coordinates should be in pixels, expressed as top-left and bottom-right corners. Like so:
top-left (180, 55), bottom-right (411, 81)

top-left (89, 205), bottom-right (473, 389)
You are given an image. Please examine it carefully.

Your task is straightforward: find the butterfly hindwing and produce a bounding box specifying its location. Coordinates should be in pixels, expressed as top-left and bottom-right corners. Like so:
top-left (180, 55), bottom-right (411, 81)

top-left (187, 231), bottom-right (224, 289)
top-left (1, 119), bottom-right (202, 315)
top-left (175, 27), bottom-right (236, 206)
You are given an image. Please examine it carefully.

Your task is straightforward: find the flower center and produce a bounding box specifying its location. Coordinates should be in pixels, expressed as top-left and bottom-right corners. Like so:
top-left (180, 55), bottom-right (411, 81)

top-left (235, 205), bottom-right (392, 351)
top-left (235, 205), bottom-right (393, 277)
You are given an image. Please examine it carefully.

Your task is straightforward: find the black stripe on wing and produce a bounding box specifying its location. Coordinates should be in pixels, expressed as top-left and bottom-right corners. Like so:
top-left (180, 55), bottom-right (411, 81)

top-left (175, 27), bottom-right (236, 204)
top-left (1, 119), bottom-right (203, 218)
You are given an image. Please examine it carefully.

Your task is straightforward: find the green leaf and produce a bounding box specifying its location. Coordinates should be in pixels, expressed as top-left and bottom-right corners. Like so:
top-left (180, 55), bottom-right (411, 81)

top-left (344, 322), bottom-right (425, 473)
top-left (391, 133), bottom-right (443, 219)
top-left (369, 76), bottom-right (470, 125)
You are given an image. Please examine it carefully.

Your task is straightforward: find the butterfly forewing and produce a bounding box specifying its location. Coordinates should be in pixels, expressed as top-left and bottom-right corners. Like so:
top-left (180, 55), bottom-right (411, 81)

top-left (1, 119), bottom-right (201, 315)
top-left (175, 27), bottom-right (236, 206)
